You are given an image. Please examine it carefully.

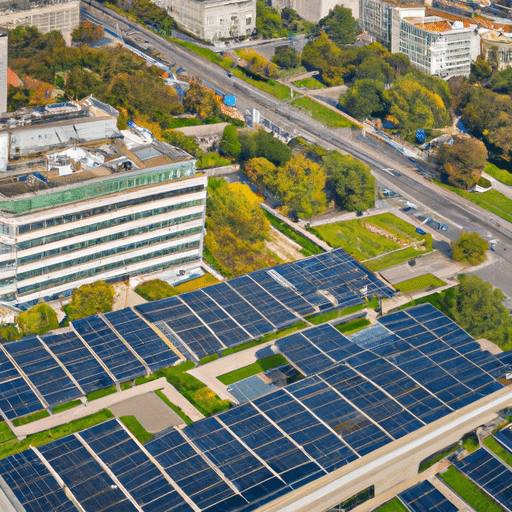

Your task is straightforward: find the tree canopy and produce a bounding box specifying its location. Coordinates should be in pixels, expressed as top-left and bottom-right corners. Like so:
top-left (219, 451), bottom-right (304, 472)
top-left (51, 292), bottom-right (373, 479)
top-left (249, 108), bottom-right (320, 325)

top-left (318, 5), bottom-right (359, 46)
top-left (219, 125), bottom-right (241, 159)
top-left (437, 137), bottom-right (488, 189)
top-left (323, 151), bottom-right (375, 211)
top-left (341, 79), bottom-right (385, 120)
top-left (239, 129), bottom-right (292, 166)
top-left (72, 21), bottom-right (104, 45)
top-left (452, 232), bottom-right (488, 265)
top-left (65, 281), bottom-right (115, 322)
top-left (272, 46), bottom-right (300, 69)
top-left (17, 303), bottom-right (59, 336)
top-left (183, 78), bottom-right (221, 120)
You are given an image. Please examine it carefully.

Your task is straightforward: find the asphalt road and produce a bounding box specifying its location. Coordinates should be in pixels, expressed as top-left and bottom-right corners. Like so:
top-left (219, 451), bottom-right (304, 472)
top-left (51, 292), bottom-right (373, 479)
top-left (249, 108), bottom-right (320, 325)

top-left (82, 1), bottom-right (512, 268)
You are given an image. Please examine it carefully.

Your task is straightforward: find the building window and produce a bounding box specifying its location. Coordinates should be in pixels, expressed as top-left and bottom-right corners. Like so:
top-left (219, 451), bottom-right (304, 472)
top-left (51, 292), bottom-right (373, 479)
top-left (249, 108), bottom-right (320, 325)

top-left (246, 14), bottom-right (252, 25)
top-left (207, 16), bottom-right (213, 25)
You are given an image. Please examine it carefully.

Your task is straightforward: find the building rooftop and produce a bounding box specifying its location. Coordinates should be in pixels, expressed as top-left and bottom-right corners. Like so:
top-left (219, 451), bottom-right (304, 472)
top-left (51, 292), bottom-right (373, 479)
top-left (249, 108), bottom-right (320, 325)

top-left (410, 16), bottom-right (453, 30)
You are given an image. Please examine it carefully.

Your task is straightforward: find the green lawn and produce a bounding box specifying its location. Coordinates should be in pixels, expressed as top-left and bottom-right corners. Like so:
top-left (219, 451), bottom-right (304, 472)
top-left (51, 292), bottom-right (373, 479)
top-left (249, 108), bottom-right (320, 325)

top-left (87, 386), bottom-right (117, 402)
top-left (395, 274), bottom-right (446, 293)
top-left (436, 181), bottom-right (512, 225)
top-left (263, 210), bottom-right (323, 257)
top-left (154, 390), bottom-right (193, 425)
top-left (52, 400), bottom-right (82, 414)
top-left (438, 466), bottom-right (505, 512)
top-left (307, 303), bottom-right (366, 325)
top-left (373, 498), bottom-right (409, 512)
top-left (135, 362), bottom-right (231, 416)
top-left (135, 278), bottom-right (176, 301)
top-left (221, 321), bottom-right (308, 356)
top-left (173, 274), bottom-right (219, 294)
top-left (309, 213), bottom-right (432, 262)
top-left (336, 318), bottom-right (371, 335)
top-left (199, 354), bottom-right (220, 365)
top-left (463, 436), bottom-right (480, 454)
top-left (0, 422), bottom-right (18, 457)
top-left (217, 355), bottom-right (289, 385)
top-left (292, 96), bottom-right (356, 128)
top-left (0, 410), bottom-right (114, 460)
top-left (12, 410), bottom-right (50, 427)
top-left (292, 77), bottom-right (325, 89)
top-left (397, 288), bottom-right (452, 315)
top-left (364, 247), bottom-right (432, 272)
top-left (233, 68), bottom-right (291, 100)
top-left (119, 415), bottom-right (153, 444)
top-left (418, 443), bottom-right (459, 472)
top-left (485, 163), bottom-right (512, 186)
top-left (483, 437), bottom-right (512, 467)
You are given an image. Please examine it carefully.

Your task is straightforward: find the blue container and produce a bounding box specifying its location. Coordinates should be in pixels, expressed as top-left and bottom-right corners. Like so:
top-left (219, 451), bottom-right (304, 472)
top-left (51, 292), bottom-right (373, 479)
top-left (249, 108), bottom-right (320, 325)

top-left (416, 129), bottom-right (426, 143)
top-left (223, 94), bottom-right (236, 107)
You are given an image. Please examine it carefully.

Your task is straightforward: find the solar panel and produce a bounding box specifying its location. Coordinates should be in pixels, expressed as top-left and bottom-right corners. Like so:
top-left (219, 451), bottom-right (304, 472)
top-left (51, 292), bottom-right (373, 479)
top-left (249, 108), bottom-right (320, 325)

top-left (0, 450), bottom-right (77, 512)
top-left (3, 336), bottom-right (82, 407)
top-left (104, 309), bottom-right (180, 372)
top-left (41, 331), bottom-right (115, 394)
top-left (0, 376), bottom-right (44, 420)
top-left (73, 315), bottom-right (146, 382)
top-left (496, 428), bottom-right (512, 456)
top-left (398, 480), bottom-right (457, 512)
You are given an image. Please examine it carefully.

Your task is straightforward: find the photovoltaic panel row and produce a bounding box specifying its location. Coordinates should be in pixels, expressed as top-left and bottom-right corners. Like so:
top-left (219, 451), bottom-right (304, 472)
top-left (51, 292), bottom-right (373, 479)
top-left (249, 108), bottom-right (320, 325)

top-left (227, 276), bottom-right (299, 330)
top-left (0, 450), bottom-right (77, 512)
top-left (73, 315), bottom-right (146, 382)
top-left (103, 309), bottom-right (180, 372)
top-left (398, 480), bottom-right (457, 512)
top-left (38, 435), bottom-right (138, 512)
top-left (136, 296), bottom-right (224, 360)
top-left (3, 336), bottom-right (81, 407)
top-left (41, 331), bottom-right (115, 394)
top-left (146, 428), bottom-right (248, 512)
top-left (454, 448), bottom-right (512, 511)
top-left (179, 290), bottom-right (251, 347)
top-left (80, 420), bottom-right (194, 512)
top-left (202, 282), bottom-right (275, 338)
top-left (494, 427), bottom-right (512, 456)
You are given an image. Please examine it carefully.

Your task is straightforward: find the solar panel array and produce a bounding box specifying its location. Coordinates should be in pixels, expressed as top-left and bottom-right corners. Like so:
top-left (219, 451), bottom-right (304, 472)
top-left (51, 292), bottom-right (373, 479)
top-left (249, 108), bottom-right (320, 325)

top-left (398, 480), bottom-right (457, 512)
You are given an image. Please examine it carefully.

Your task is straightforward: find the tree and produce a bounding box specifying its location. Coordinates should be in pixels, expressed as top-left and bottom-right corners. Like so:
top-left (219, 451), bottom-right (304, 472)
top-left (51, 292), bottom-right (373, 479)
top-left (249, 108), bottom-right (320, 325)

top-left (256, 0), bottom-right (283, 38)
top-left (323, 152), bottom-right (375, 212)
top-left (183, 78), bottom-right (221, 120)
top-left (245, 157), bottom-right (276, 194)
top-left (239, 129), bottom-right (292, 166)
top-left (437, 137), bottom-right (488, 189)
top-left (272, 46), bottom-right (300, 69)
top-left (471, 56), bottom-right (493, 84)
top-left (452, 232), bottom-right (488, 265)
top-left (71, 21), bottom-right (104, 45)
top-left (65, 281), bottom-right (115, 322)
top-left (17, 303), bottom-right (59, 336)
top-left (341, 79), bottom-right (385, 120)
top-left (219, 125), bottom-right (241, 159)
top-left (355, 57), bottom-right (393, 84)
top-left (444, 274), bottom-right (512, 350)
top-left (319, 5), bottom-right (358, 45)
top-left (238, 49), bottom-right (279, 78)
top-left (301, 32), bottom-right (345, 86)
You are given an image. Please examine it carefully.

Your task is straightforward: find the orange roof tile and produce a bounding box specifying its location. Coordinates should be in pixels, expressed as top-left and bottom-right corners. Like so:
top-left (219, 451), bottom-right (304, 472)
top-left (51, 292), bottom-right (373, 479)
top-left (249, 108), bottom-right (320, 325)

top-left (7, 68), bottom-right (23, 88)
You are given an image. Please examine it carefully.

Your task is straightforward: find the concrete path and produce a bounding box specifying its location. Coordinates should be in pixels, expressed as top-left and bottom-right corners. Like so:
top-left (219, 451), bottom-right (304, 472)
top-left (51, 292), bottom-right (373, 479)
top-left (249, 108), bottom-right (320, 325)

top-left (483, 171), bottom-right (512, 202)
top-left (13, 377), bottom-right (203, 439)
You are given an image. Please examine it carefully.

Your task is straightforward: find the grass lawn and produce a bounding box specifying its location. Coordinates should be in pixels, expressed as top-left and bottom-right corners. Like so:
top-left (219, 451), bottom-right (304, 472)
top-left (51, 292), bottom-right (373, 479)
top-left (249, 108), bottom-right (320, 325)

top-left (121, 382), bottom-right (132, 391)
top-left (307, 303), bottom-right (366, 325)
top-left (135, 362), bottom-right (231, 416)
top-left (436, 181), bottom-right (512, 225)
top-left (0, 421), bottom-right (18, 457)
top-left (263, 210), bottom-right (323, 257)
top-left (397, 288), bottom-right (452, 316)
top-left (87, 386), bottom-right (117, 402)
top-left (483, 437), bottom-right (512, 467)
top-left (292, 77), bottom-right (325, 89)
top-left (217, 354), bottom-right (288, 385)
top-left (233, 68), bottom-right (291, 100)
top-left (170, 38), bottom-right (234, 69)
top-left (309, 213), bottom-right (432, 262)
top-left (173, 274), bottom-right (218, 294)
top-left (419, 443), bottom-right (459, 472)
top-left (395, 274), bottom-right (446, 293)
top-left (364, 247), bottom-right (432, 272)
top-left (292, 96), bottom-right (356, 128)
top-left (154, 390), bottom-right (192, 425)
top-left (221, 321), bottom-right (308, 356)
top-left (438, 466), bottom-right (504, 512)
top-left (485, 163), bottom-right (512, 186)
top-left (12, 410), bottom-right (50, 427)
top-left (336, 318), bottom-right (371, 335)
top-left (0, 410), bottom-right (114, 460)
top-left (135, 278), bottom-right (176, 301)
top-left (199, 354), bottom-right (220, 365)
top-left (120, 415), bottom-right (153, 444)
top-left (463, 437), bottom-right (480, 454)
top-left (373, 498), bottom-right (409, 512)
top-left (52, 400), bottom-right (82, 414)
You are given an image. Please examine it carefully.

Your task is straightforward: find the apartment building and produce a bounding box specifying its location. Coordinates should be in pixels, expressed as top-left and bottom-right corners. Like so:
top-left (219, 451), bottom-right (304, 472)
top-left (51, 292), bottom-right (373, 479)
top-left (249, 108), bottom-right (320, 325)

top-left (0, 139), bottom-right (207, 305)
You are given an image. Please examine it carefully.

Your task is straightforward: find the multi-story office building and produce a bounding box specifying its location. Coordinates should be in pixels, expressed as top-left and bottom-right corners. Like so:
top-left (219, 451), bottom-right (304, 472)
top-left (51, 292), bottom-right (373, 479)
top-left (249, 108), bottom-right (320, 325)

top-left (154, 0), bottom-right (255, 41)
top-left (0, 139), bottom-right (207, 305)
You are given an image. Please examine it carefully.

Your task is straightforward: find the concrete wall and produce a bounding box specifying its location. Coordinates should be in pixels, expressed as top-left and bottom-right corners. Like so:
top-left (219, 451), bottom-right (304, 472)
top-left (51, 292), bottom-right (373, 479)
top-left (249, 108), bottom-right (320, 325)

top-left (273, 0), bottom-right (359, 23)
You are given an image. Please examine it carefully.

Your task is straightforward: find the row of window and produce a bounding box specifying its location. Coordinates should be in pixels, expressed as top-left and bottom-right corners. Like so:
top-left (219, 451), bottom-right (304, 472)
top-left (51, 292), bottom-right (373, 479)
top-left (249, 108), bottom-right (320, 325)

top-left (18, 213), bottom-right (203, 265)
top-left (17, 252), bottom-right (201, 297)
top-left (18, 184), bottom-right (205, 235)
top-left (18, 232), bottom-right (202, 282)
top-left (18, 198), bottom-right (204, 252)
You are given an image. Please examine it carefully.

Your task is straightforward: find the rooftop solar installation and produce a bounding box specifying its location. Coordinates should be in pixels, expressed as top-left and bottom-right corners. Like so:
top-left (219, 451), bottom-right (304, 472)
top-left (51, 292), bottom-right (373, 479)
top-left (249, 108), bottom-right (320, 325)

top-left (0, 450), bottom-right (77, 512)
top-left (2, 335), bottom-right (82, 407)
top-left (202, 282), bottom-right (275, 338)
top-left (41, 331), bottom-right (115, 394)
top-left (454, 448), bottom-right (512, 511)
top-left (495, 427), bottom-right (512, 456)
top-left (103, 309), bottom-right (180, 372)
top-left (72, 315), bottom-right (146, 383)
top-left (398, 480), bottom-right (457, 512)
top-left (136, 296), bottom-right (225, 360)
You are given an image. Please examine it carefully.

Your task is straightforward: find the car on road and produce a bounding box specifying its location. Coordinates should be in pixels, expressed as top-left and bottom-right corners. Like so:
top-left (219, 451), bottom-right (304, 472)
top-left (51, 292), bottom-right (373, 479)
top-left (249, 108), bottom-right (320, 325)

top-left (227, 71), bottom-right (233, 77)
top-left (415, 228), bottom-right (426, 236)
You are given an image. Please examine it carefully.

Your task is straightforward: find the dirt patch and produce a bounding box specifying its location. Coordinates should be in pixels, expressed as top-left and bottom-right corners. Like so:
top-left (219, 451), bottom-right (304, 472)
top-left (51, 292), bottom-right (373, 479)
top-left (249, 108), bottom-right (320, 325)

top-left (364, 223), bottom-right (409, 245)
top-left (265, 227), bottom-right (304, 262)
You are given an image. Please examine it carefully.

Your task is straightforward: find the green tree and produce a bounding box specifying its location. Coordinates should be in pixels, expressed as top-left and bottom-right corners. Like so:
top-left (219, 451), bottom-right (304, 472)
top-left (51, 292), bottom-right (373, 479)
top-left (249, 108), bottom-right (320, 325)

top-left (341, 79), bottom-right (385, 120)
top-left (71, 21), bottom-right (104, 45)
top-left (355, 56), bottom-right (393, 83)
top-left (272, 46), bottom-right (300, 69)
top-left (437, 137), bottom-right (488, 189)
top-left (65, 281), bottom-right (115, 322)
top-left (219, 125), bottom-right (241, 159)
top-left (471, 55), bottom-right (493, 84)
top-left (17, 303), bottom-right (59, 336)
top-left (452, 232), bottom-right (489, 265)
top-left (0, 324), bottom-right (22, 342)
top-left (445, 274), bottom-right (512, 349)
top-left (323, 151), bottom-right (375, 211)
top-left (256, 0), bottom-right (283, 38)
top-left (319, 5), bottom-right (358, 45)
top-left (245, 157), bottom-right (276, 194)
top-left (239, 129), bottom-right (292, 166)
top-left (183, 78), bottom-right (221, 120)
